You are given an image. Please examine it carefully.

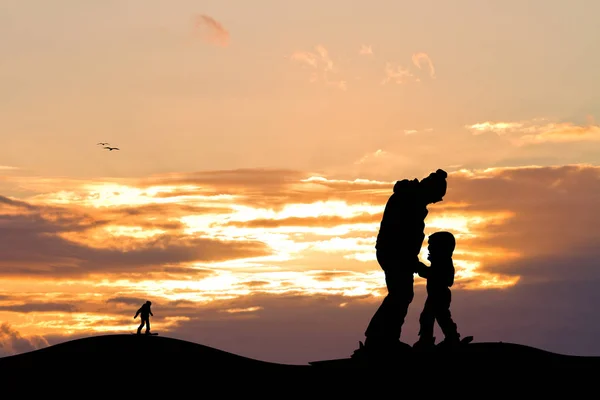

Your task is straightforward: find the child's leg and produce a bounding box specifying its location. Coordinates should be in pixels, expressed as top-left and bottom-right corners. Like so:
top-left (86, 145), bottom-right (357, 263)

top-left (435, 290), bottom-right (459, 341)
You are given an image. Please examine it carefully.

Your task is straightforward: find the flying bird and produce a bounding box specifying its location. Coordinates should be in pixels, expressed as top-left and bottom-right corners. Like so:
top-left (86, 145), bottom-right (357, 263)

top-left (97, 142), bottom-right (109, 146)
top-left (103, 147), bottom-right (120, 151)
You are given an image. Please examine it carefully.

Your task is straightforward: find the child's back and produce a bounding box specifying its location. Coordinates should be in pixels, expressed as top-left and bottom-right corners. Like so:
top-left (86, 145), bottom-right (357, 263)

top-left (140, 303), bottom-right (151, 315)
top-left (137, 301), bottom-right (152, 317)
top-left (426, 257), bottom-right (455, 292)
top-left (422, 230), bottom-right (455, 287)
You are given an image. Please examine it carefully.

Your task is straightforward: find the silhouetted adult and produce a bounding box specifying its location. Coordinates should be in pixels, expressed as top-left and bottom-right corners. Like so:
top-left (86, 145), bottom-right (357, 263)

top-left (353, 169), bottom-right (448, 359)
top-left (134, 301), bottom-right (154, 335)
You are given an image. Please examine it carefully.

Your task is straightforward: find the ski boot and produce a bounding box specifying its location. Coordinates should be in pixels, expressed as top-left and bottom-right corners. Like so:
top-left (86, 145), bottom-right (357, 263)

top-left (351, 339), bottom-right (409, 364)
top-left (413, 336), bottom-right (436, 352)
top-left (436, 334), bottom-right (461, 350)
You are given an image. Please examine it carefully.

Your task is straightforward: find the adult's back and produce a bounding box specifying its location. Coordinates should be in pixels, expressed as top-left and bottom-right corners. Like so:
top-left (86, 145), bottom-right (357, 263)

top-left (375, 178), bottom-right (428, 260)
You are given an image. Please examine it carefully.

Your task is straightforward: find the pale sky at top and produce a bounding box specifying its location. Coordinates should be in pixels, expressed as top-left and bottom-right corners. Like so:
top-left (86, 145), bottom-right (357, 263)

top-left (1, 0), bottom-right (599, 179)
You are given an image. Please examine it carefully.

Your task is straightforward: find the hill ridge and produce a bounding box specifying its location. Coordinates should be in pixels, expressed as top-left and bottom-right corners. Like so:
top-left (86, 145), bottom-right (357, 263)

top-left (4, 334), bottom-right (600, 371)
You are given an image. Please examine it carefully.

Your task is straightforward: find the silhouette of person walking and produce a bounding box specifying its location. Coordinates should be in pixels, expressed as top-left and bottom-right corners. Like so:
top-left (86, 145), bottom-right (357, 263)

top-left (134, 301), bottom-right (153, 335)
top-left (413, 231), bottom-right (461, 349)
top-left (353, 169), bottom-right (448, 359)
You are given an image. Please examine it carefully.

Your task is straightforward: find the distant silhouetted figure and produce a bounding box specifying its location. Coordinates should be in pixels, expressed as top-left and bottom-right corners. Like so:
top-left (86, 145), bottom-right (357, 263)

top-left (134, 301), bottom-right (153, 335)
top-left (103, 146), bottom-right (119, 151)
top-left (97, 142), bottom-right (109, 146)
top-left (353, 169), bottom-right (448, 359)
top-left (413, 231), bottom-right (461, 349)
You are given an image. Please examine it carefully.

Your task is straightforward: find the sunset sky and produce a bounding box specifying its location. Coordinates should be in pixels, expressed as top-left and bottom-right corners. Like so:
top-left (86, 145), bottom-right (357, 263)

top-left (1, 0), bottom-right (600, 364)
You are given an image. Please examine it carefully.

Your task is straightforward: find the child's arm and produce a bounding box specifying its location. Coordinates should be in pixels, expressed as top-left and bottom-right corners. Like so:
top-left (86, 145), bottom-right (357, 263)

top-left (134, 308), bottom-right (141, 319)
top-left (416, 261), bottom-right (431, 279)
top-left (150, 307), bottom-right (153, 316)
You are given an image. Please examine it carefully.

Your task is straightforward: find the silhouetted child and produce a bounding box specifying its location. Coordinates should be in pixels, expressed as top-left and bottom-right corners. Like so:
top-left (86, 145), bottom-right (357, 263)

top-left (134, 301), bottom-right (153, 335)
top-left (413, 231), bottom-right (461, 349)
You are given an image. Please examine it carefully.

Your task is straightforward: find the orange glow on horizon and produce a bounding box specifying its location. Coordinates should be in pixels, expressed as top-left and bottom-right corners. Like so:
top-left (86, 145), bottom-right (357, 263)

top-left (0, 171), bottom-right (526, 340)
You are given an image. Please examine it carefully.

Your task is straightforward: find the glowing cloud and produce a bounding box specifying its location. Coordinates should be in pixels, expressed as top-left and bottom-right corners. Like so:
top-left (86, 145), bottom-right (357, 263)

top-left (359, 45), bottom-right (373, 55)
top-left (0, 323), bottom-right (49, 357)
top-left (465, 117), bottom-right (600, 145)
top-left (3, 165), bottom-right (599, 346)
top-left (412, 52), bottom-right (436, 79)
top-left (290, 45), bottom-right (347, 90)
top-left (381, 62), bottom-right (415, 84)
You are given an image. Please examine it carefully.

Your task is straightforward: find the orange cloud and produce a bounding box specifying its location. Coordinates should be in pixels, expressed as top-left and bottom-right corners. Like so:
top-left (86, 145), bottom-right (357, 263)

top-left (290, 45), bottom-right (347, 90)
top-left (348, 149), bottom-right (420, 179)
top-left (0, 193), bottom-right (270, 277)
top-left (0, 323), bottom-right (48, 357)
top-left (465, 118), bottom-right (600, 145)
top-left (0, 166), bottom-right (543, 287)
top-left (194, 14), bottom-right (230, 47)
top-left (381, 62), bottom-right (416, 84)
top-left (221, 306), bottom-right (263, 314)
top-left (382, 53), bottom-right (436, 85)
top-left (359, 45), bottom-right (373, 55)
top-left (412, 52), bottom-right (436, 79)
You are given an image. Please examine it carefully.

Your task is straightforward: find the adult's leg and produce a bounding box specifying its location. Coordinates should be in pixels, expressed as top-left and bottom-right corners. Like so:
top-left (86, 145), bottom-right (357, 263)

top-left (384, 269), bottom-right (414, 341)
top-left (364, 251), bottom-right (414, 345)
top-left (363, 250), bottom-right (389, 342)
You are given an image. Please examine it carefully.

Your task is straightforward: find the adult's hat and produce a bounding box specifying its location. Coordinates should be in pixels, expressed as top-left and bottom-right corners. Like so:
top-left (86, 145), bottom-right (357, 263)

top-left (434, 169), bottom-right (447, 198)
top-left (423, 169), bottom-right (447, 201)
top-left (435, 169), bottom-right (448, 179)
